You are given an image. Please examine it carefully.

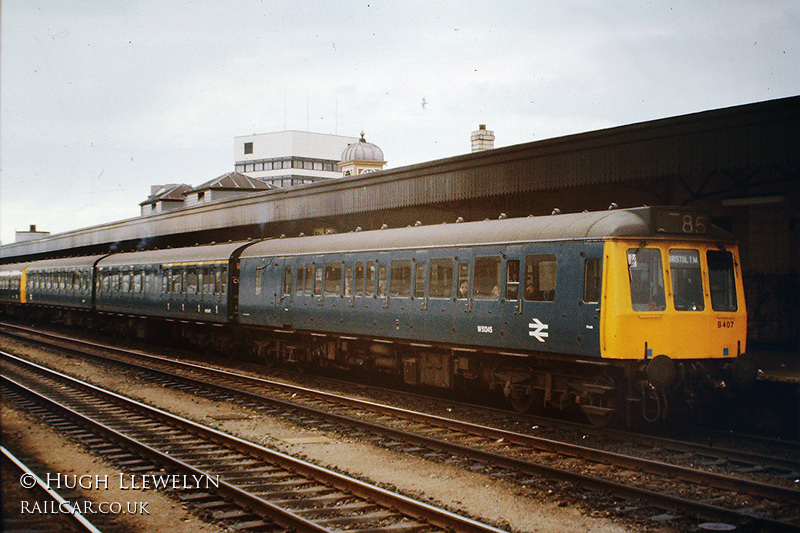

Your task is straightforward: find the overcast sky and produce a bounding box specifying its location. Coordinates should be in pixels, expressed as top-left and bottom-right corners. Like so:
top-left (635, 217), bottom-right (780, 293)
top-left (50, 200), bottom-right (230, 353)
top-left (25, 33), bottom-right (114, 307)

top-left (2, 1), bottom-right (798, 245)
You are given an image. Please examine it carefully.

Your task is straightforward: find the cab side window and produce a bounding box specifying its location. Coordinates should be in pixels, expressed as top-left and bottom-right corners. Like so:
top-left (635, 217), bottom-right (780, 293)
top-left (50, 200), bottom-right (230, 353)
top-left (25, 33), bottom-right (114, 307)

top-left (583, 258), bottom-right (601, 303)
top-left (628, 248), bottom-right (666, 311)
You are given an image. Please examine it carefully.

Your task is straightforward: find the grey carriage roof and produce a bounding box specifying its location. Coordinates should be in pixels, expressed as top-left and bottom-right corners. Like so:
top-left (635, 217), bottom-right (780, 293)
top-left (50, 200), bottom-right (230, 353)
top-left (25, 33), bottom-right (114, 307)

top-left (241, 206), bottom-right (734, 259)
top-left (24, 254), bottom-right (109, 272)
top-left (97, 241), bottom-right (252, 268)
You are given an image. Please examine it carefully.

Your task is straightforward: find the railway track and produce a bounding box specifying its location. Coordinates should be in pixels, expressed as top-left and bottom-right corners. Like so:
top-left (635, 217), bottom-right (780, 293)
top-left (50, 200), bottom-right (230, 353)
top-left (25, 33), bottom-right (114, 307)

top-left (1, 351), bottom-right (507, 533)
top-left (3, 324), bottom-right (800, 531)
top-left (2, 445), bottom-right (104, 533)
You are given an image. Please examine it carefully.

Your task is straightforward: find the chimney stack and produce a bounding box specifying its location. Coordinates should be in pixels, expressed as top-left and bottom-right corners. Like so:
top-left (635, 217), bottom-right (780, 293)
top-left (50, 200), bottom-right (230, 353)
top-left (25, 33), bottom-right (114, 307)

top-left (471, 124), bottom-right (495, 152)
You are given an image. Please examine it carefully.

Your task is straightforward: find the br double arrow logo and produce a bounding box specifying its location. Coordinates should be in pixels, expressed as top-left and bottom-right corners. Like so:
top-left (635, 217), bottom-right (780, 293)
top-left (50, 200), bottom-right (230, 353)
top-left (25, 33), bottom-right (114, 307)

top-left (528, 317), bottom-right (549, 342)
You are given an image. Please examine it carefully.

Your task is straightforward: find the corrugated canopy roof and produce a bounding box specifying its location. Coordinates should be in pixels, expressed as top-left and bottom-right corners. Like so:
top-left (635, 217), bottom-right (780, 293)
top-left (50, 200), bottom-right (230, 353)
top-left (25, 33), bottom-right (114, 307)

top-left (139, 184), bottom-right (192, 206)
top-left (186, 172), bottom-right (274, 194)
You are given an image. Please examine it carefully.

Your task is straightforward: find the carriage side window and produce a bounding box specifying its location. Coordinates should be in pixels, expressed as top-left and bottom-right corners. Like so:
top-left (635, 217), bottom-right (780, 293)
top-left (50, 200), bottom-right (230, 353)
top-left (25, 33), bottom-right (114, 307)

top-left (708, 250), bottom-right (737, 312)
top-left (365, 261), bottom-right (376, 297)
top-left (377, 264), bottom-right (387, 297)
top-left (305, 263), bottom-right (314, 294)
top-left (414, 262), bottom-right (426, 298)
top-left (390, 260), bottom-right (412, 297)
top-left (355, 261), bottom-right (365, 297)
top-left (314, 265), bottom-right (323, 296)
top-left (186, 267), bottom-right (198, 295)
top-left (219, 266), bottom-right (227, 294)
top-left (198, 267), bottom-right (206, 294)
top-left (146, 268), bottom-right (155, 293)
top-left (457, 262), bottom-right (470, 299)
top-left (122, 270), bottom-right (132, 293)
top-left (254, 266), bottom-right (263, 295)
top-left (284, 267), bottom-right (293, 296)
top-left (583, 258), bottom-right (601, 303)
top-left (669, 249), bottom-right (703, 311)
top-left (429, 258), bottom-right (453, 299)
top-left (324, 262), bottom-right (342, 296)
top-left (133, 269), bottom-right (144, 293)
top-left (505, 260), bottom-right (520, 300)
top-left (474, 256), bottom-right (501, 299)
top-left (295, 265), bottom-right (304, 295)
top-left (344, 265), bottom-right (353, 296)
top-left (172, 268), bottom-right (183, 293)
top-left (211, 267), bottom-right (220, 294)
top-left (162, 269), bottom-right (170, 293)
top-left (524, 255), bottom-right (557, 301)
top-left (628, 248), bottom-right (666, 311)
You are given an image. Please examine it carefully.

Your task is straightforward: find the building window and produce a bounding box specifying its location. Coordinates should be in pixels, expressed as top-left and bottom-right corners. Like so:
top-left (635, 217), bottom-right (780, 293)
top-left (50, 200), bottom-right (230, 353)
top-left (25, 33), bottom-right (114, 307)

top-left (244, 142), bottom-right (253, 154)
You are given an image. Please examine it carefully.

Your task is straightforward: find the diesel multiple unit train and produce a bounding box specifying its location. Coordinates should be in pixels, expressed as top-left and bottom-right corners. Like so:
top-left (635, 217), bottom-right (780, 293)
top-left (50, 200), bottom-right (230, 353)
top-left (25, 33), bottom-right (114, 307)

top-left (1, 206), bottom-right (753, 425)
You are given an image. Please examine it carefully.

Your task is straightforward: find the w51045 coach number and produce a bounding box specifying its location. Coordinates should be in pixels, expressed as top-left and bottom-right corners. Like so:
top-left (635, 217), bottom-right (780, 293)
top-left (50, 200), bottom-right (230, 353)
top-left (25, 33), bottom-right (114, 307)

top-left (717, 320), bottom-right (734, 329)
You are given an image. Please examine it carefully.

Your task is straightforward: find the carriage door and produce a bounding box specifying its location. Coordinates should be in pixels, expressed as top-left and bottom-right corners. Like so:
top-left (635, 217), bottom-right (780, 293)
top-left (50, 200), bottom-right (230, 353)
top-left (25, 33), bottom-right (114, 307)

top-left (499, 247), bottom-right (528, 350)
top-left (410, 251), bottom-right (428, 336)
top-left (452, 249), bottom-right (473, 343)
top-left (278, 258), bottom-right (293, 328)
top-left (469, 252), bottom-right (504, 346)
top-left (421, 252), bottom-right (456, 344)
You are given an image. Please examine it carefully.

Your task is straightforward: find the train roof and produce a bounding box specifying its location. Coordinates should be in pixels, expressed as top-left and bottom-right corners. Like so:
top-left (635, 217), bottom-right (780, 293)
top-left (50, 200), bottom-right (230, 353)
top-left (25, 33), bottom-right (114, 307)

top-left (0, 261), bottom-right (34, 274)
top-left (242, 206), bottom-right (735, 259)
top-left (97, 241), bottom-right (252, 268)
top-left (24, 254), bottom-right (108, 271)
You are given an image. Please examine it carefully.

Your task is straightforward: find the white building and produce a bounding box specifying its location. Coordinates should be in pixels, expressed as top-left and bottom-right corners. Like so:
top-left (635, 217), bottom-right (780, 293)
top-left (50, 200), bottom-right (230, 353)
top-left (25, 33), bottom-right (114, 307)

top-left (234, 131), bottom-right (359, 188)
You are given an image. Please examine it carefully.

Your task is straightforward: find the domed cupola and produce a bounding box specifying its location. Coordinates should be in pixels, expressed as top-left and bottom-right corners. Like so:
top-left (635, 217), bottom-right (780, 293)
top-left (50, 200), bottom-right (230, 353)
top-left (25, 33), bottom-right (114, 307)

top-left (340, 132), bottom-right (386, 176)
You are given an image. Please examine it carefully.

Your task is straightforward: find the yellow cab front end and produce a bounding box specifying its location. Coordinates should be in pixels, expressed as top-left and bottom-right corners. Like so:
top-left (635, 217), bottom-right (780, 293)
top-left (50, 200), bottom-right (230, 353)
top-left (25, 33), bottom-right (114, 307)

top-left (600, 237), bottom-right (749, 419)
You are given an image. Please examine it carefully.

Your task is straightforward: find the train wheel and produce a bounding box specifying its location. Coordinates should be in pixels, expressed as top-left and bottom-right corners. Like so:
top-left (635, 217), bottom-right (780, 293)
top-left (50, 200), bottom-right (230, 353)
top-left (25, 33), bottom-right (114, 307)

top-left (584, 375), bottom-right (620, 427)
top-left (256, 342), bottom-right (277, 370)
top-left (511, 392), bottom-right (536, 414)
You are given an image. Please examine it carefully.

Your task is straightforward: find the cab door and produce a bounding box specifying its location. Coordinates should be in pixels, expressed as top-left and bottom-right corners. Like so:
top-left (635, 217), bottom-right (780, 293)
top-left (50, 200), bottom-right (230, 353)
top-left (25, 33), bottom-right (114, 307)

top-left (575, 244), bottom-right (604, 358)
